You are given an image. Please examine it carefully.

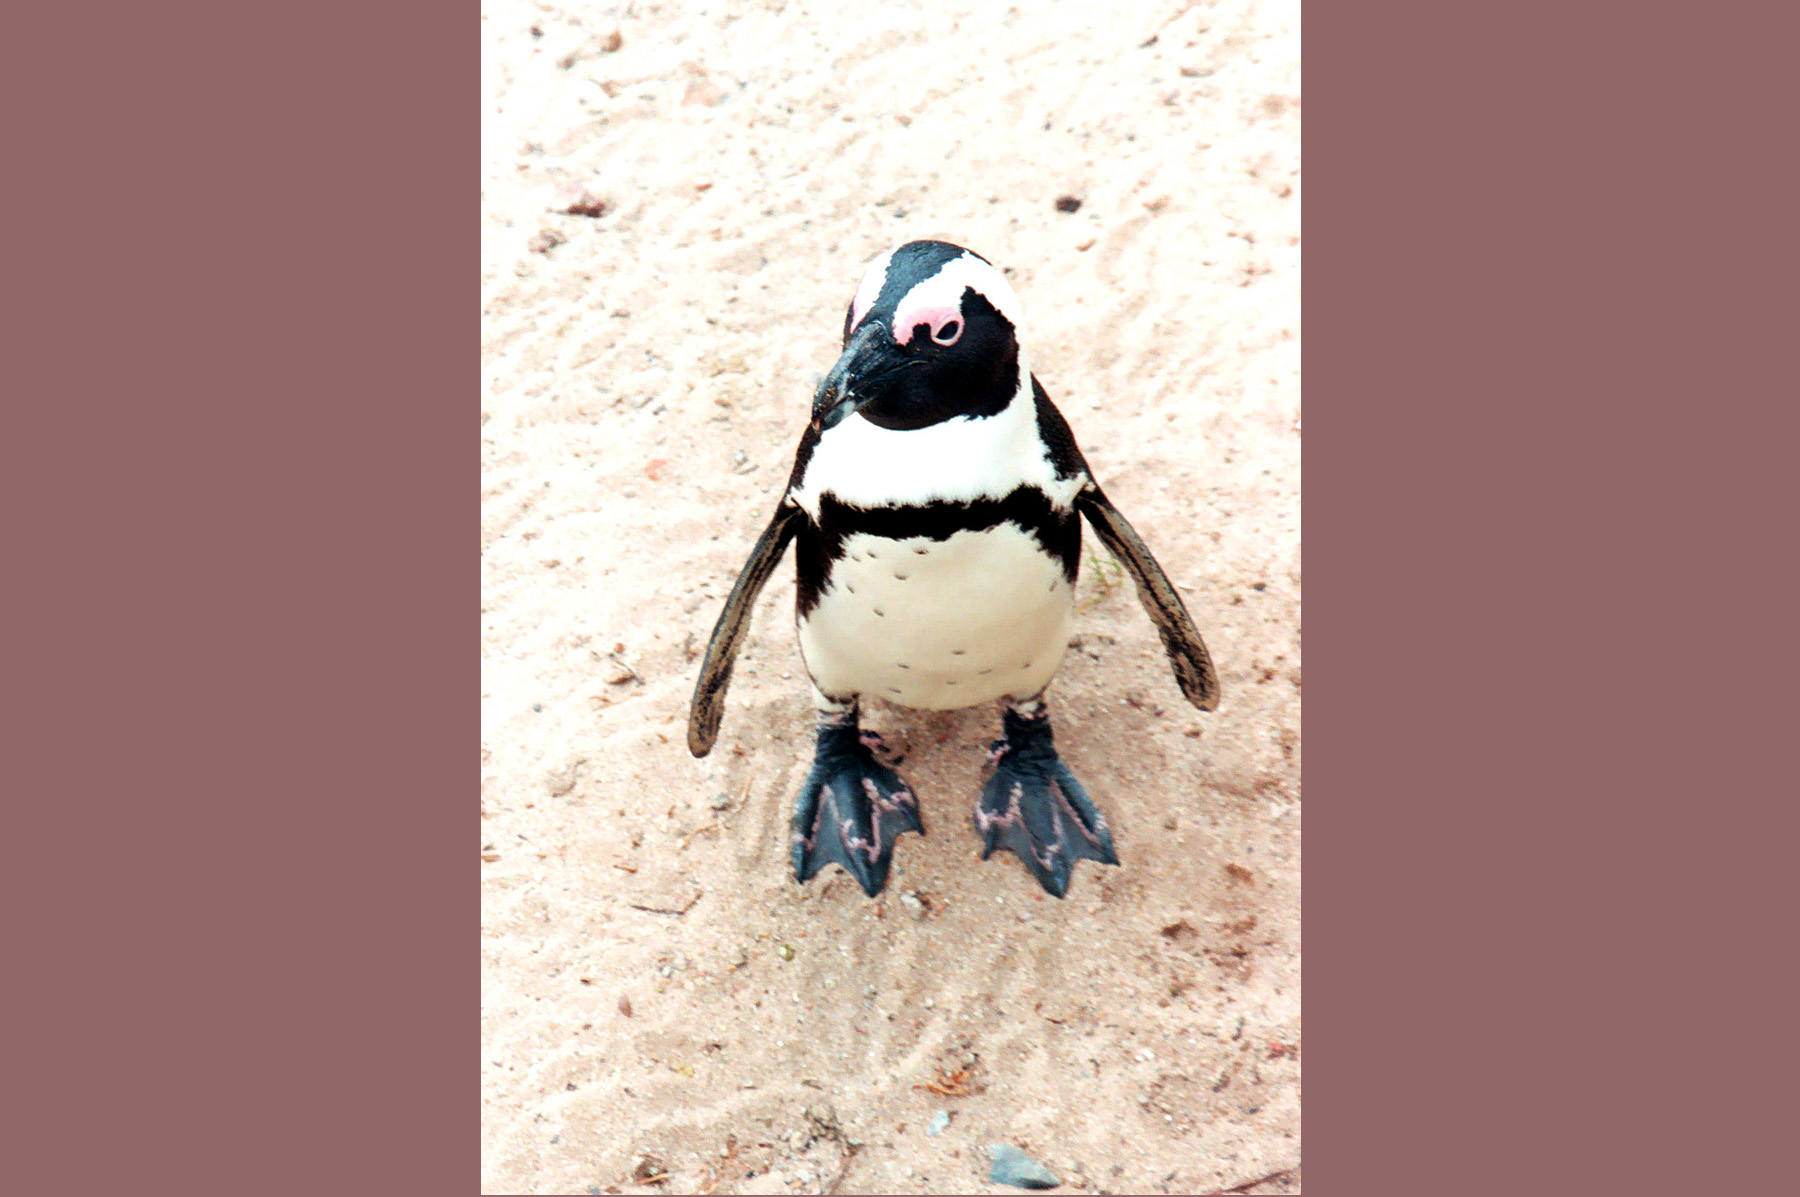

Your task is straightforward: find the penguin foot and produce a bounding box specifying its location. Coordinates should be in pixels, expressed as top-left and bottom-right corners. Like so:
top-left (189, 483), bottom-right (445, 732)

top-left (792, 714), bottom-right (923, 897)
top-left (858, 727), bottom-right (906, 767)
top-left (975, 705), bottom-right (1118, 897)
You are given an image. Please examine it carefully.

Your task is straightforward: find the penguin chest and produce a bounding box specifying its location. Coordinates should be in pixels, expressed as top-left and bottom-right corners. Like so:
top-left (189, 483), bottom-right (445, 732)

top-left (799, 523), bottom-right (1075, 709)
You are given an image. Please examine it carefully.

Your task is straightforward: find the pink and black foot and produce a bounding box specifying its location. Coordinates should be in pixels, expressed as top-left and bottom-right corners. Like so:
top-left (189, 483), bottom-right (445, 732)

top-left (975, 705), bottom-right (1119, 897)
top-left (791, 708), bottom-right (923, 896)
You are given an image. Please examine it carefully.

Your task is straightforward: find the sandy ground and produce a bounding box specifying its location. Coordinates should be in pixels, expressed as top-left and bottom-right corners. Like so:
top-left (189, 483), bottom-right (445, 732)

top-left (481, 2), bottom-right (1300, 1192)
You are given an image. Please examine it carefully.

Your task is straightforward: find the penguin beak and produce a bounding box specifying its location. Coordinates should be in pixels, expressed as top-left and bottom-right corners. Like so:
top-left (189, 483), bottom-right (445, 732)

top-left (812, 321), bottom-right (903, 432)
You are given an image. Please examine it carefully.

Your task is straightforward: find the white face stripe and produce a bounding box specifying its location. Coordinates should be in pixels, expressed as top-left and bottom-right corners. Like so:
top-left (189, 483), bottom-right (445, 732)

top-left (890, 252), bottom-right (1022, 342)
top-left (788, 368), bottom-right (1083, 512)
top-left (848, 247), bottom-right (897, 330)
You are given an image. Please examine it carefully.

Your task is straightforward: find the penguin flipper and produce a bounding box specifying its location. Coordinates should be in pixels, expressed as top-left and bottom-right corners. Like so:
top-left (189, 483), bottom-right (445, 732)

top-left (976, 706), bottom-right (1118, 898)
top-left (792, 717), bottom-right (923, 897)
top-left (687, 503), bottom-right (803, 757)
top-left (1076, 484), bottom-right (1221, 712)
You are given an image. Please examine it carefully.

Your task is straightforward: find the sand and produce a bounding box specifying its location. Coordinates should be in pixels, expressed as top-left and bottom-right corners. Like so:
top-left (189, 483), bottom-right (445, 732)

top-left (481, 1), bottom-right (1300, 1192)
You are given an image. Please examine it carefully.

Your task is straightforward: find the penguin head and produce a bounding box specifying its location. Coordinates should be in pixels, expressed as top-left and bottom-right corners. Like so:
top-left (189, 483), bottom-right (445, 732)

top-left (812, 240), bottom-right (1026, 433)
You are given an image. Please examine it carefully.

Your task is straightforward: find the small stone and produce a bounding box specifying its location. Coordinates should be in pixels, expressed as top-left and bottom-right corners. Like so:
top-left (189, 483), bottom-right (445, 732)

top-left (1053, 195), bottom-right (1083, 213)
top-left (776, 942), bottom-right (795, 961)
top-left (926, 1110), bottom-right (951, 1136)
top-left (899, 891), bottom-right (926, 921)
top-left (709, 794), bottom-right (732, 810)
top-left (988, 1143), bottom-right (1060, 1189)
top-left (561, 189), bottom-right (608, 218)
top-left (683, 77), bottom-right (728, 107)
top-left (545, 758), bottom-right (587, 796)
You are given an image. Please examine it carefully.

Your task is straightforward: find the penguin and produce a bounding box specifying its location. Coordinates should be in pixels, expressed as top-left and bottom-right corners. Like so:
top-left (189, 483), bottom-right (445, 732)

top-left (688, 239), bottom-right (1219, 898)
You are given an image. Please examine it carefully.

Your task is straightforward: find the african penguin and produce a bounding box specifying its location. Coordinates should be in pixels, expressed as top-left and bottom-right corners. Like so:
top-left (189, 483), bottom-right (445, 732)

top-left (689, 240), bottom-right (1219, 898)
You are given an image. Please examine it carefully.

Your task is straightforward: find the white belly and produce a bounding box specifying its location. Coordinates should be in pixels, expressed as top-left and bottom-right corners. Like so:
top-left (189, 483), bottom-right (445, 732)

top-left (799, 524), bottom-right (1075, 709)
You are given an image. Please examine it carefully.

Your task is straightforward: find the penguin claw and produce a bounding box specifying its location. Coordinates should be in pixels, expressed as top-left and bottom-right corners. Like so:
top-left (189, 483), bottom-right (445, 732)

top-left (792, 721), bottom-right (923, 896)
top-left (974, 707), bottom-right (1118, 897)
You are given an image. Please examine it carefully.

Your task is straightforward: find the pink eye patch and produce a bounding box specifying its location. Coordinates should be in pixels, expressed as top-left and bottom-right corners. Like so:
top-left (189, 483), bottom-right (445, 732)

top-left (892, 303), bottom-right (964, 347)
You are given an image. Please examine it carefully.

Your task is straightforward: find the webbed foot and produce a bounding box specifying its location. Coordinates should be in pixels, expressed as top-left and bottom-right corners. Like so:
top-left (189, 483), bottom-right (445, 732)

top-left (792, 709), bottom-right (923, 896)
top-left (975, 704), bottom-right (1118, 897)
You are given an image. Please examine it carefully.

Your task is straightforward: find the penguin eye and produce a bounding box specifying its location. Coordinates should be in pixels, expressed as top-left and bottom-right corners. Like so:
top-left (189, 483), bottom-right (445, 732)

top-left (894, 303), bottom-right (964, 348)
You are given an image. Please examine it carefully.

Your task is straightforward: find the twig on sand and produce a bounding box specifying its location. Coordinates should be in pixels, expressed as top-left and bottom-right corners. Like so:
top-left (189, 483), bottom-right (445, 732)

top-left (627, 891), bottom-right (701, 916)
top-left (1220, 1165), bottom-right (1298, 1193)
top-left (822, 1143), bottom-right (858, 1194)
top-left (679, 821), bottom-right (718, 851)
top-left (915, 1063), bottom-right (980, 1097)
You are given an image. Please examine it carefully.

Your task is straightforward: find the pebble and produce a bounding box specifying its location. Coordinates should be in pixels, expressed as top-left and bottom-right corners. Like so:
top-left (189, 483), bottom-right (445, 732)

top-left (988, 1144), bottom-right (1060, 1190)
top-left (899, 891), bottom-right (926, 920)
top-left (926, 1110), bottom-right (951, 1136)
top-left (544, 758), bottom-right (587, 796)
